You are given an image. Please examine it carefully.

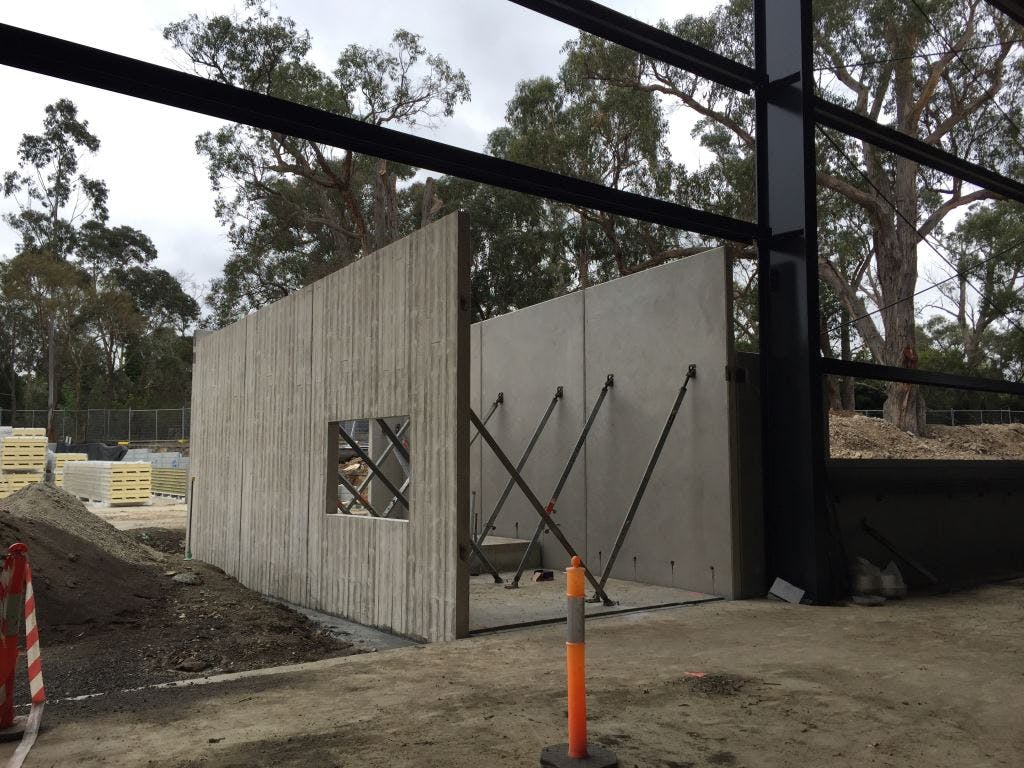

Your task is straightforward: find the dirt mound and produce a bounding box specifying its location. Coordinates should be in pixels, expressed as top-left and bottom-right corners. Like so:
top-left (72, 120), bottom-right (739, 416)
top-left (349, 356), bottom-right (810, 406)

top-left (0, 483), bottom-right (157, 566)
top-left (127, 526), bottom-right (185, 555)
top-left (0, 486), bottom-right (164, 631)
top-left (829, 413), bottom-right (1024, 460)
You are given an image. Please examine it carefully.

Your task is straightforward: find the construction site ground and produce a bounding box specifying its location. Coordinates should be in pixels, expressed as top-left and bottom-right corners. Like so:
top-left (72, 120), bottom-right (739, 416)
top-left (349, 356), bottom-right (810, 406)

top-left (0, 580), bottom-right (1018, 767)
top-left (0, 485), bottom-right (358, 703)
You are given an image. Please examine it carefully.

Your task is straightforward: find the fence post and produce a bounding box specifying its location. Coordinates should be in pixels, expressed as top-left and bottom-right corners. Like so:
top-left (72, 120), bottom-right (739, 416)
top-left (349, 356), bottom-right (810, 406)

top-left (155, 410), bottom-right (159, 442)
top-left (128, 408), bottom-right (132, 445)
top-left (181, 407), bottom-right (186, 441)
top-left (950, 408), bottom-right (955, 426)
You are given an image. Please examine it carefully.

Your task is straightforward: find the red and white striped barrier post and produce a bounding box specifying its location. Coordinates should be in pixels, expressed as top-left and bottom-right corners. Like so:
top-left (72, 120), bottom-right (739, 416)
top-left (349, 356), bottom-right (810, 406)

top-left (540, 556), bottom-right (618, 768)
top-left (0, 543), bottom-right (46, 750)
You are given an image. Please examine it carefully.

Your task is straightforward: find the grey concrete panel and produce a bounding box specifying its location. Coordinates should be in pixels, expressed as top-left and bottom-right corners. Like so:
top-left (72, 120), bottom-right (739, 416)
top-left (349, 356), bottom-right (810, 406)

top-left (582, 249), bottom-right (735, 596)
top-left (475, 292), bottom-right (588, 564)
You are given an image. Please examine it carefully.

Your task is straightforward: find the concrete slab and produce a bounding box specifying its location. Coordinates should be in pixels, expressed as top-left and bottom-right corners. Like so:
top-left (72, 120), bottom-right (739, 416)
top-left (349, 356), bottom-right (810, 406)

top-left (468, 569), bottom-right (716, 633)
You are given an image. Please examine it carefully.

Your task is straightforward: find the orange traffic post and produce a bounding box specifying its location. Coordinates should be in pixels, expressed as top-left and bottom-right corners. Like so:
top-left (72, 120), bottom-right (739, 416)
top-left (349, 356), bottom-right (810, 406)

top-left (540, 556), bottom-right (618, 767)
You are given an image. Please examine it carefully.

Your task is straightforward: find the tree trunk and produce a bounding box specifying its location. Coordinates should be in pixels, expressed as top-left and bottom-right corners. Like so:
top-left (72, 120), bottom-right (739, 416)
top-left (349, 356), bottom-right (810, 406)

top-left (46, 318), bottom-right (57, 443)
top-left (372, 160), bottom-right (399, 251)
top-left (840, 317), bottom-right (855, 411)
top-left (877, 46), bottom-right (927, 436)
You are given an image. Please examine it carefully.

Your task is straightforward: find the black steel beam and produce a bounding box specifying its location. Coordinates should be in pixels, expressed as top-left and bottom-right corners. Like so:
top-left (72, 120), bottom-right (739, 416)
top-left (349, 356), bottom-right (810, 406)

top-left (987, 0), bottom-right (1024, 27)
top-left (821, 358), bottom-right (1024, 397)
top-left (507, 0), bottom-right (759, 92)
top-left (815, 99), bottom-right (1024, 205)
top-left (0, 23), bottom-right (756, 243)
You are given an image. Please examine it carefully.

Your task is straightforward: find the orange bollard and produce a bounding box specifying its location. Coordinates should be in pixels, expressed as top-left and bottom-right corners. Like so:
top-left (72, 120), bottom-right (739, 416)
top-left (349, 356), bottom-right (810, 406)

top-left (0, 544), bottom-right (28, 736)
top-left (540, 556), bottom-right (618, 767)
top-left (565, 556), bottom-right (587, 758)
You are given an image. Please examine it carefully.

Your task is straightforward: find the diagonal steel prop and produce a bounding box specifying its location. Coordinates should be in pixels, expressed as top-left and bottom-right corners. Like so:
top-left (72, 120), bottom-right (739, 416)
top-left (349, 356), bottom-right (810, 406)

top-left (468, 386), bottom-right (563, 580)
top-left (470, 408), bottom-right (612, 605)
top-left (469, 392), bottom-right (503, 447)
top-left (507, 374), bottom-right (614, 590)
top-left (591, 365), bottom-right (696, 601)
top-left (338, 423), bottom-right (409, 510)
top-left (344, 418), bottom-right (410, 514)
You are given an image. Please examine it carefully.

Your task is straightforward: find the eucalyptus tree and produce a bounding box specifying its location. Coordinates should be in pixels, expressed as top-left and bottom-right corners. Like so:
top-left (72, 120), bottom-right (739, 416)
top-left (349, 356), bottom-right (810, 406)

top-left (164, 2), bottom-right (470, 323)
top-left (566, 0), bottom-right (1023, 434)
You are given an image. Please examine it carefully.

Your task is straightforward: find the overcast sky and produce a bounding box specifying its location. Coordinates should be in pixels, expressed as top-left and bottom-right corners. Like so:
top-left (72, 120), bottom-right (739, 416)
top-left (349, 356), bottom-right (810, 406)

top-left (0, 0), bottom-right (722, 294)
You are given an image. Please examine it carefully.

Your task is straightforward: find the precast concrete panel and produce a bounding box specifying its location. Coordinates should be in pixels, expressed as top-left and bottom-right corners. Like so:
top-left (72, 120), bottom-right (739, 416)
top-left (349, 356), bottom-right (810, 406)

top-left (583, 249), bottom-right (734, 596)
top-left (475, 292), bottom-right (588, 560)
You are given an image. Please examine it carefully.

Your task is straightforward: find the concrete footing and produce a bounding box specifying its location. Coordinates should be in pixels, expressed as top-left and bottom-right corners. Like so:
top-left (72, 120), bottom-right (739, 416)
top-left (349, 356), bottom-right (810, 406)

top-left (540, 744), bottom-right (618, 767)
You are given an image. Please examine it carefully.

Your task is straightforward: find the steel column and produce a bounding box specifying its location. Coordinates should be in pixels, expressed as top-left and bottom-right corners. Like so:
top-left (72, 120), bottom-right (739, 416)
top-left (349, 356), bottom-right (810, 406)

top-left (755, 0), bottom-right (838, 602)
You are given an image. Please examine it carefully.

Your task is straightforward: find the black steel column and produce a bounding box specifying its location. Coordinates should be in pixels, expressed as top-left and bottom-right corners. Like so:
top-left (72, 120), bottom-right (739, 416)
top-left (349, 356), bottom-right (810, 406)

top-left (755, 0), bottom-right (837, 602)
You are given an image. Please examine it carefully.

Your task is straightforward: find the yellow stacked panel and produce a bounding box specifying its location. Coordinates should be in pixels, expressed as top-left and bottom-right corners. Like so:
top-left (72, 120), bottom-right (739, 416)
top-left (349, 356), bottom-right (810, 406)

top-left (54, 453), bottom-right (88, 487)
top-left (62, 461), bottom-right (152, 504)
top-left (0, 436), bottom-right (46, 474)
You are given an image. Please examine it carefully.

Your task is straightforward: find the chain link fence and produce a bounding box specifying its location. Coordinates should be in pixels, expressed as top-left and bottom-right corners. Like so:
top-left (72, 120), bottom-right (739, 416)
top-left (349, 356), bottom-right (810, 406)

top-left (856, 409), bottom-right (1024, 426)
top-left (0, 408), bottom-right (190, 444)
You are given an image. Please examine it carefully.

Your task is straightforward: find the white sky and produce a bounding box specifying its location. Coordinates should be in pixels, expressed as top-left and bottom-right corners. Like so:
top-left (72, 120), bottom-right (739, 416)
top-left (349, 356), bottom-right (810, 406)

top-left (0, 0), bottom-right (722, 291)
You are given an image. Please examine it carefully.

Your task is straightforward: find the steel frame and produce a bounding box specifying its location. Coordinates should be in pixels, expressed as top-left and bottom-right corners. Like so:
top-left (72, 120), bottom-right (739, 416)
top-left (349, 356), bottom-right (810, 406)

top-left (343, 418), bottom-right (411, 515)
top-left (337, 422), bottom-right (409, 513)
top-left (2, 0), bottom-right (1021, 601)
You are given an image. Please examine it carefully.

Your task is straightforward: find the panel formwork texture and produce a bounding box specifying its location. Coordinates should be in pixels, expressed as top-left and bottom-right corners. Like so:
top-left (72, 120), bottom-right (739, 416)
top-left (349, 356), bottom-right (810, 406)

top-left (63, 461), bottom-right (152, 504)
top-left (189, 213), bottom-right (470, 643)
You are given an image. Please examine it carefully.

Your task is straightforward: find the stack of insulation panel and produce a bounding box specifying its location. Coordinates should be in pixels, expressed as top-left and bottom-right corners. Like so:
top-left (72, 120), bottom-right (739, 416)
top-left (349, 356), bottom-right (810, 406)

top-left (63, 461), bottom-right (152, 504)
top-left (1, 435), bottom-right (46, 474)
top-left (0, 473), bottom-right (43, 498)
top-left (54, 453), bottom-right (88, 487)
top-left (0, 429), bottom-right (47, 499)
top-left (151, 468), bottom-right (188, 497)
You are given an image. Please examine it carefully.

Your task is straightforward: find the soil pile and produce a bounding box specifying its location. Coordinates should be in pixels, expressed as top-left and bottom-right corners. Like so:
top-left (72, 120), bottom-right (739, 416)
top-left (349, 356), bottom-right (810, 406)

top-left (0, 483), bottom-right (355, 699)
top-left (0, 484), bottom-right (164, 630)
top-left (829, 413), bottom-right (1024, 459)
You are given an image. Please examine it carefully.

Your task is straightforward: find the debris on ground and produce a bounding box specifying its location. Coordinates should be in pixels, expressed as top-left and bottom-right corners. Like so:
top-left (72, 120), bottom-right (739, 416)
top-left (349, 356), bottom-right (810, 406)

top-left (681, 673), bottom-right (747, 696)
top-left (829, 413), bottom-right (1024, 459)
top-left (0, 484), bottom-right (358, 699)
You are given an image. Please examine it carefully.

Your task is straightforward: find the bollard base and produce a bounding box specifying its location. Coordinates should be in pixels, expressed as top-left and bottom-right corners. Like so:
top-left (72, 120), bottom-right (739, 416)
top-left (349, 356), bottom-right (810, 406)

top-left (540, 744), bottom-right (618, 768)
top-left (0, 716), bottom-right (27, 742)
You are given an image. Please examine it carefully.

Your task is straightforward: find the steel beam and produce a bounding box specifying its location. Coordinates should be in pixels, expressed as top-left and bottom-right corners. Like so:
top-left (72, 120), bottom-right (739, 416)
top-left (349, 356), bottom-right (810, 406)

top-left (821, 358), bottom-right (1024, 397)
top-left (507, 0), bottom-right (759, 92)
top-left (755, 0), bottom-right (838, 603)
top-left (0, 24), bottom-right (757, 244)
top-left (816, 99), bottom-right (1024, 205)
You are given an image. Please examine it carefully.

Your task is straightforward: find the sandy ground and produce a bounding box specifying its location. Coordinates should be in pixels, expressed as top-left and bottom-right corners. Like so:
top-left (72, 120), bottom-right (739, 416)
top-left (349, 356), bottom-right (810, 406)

top-left (7, 580), bottom-right (1022, 767)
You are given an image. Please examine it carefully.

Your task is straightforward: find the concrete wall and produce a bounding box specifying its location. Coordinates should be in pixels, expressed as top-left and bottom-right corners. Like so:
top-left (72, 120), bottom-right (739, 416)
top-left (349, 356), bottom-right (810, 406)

top-left (470, 248), bottom-right (744, 597)
top-left (190, 214), bottom-right (470, 642)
